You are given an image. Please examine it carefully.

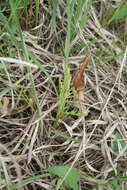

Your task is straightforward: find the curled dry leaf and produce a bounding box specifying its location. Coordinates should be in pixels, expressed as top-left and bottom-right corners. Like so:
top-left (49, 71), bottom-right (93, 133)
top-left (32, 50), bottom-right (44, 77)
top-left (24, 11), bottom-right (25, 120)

top-left (73, 57), bottom-right (89, 100)
top-left (1, 97), bottom-right (10, 115)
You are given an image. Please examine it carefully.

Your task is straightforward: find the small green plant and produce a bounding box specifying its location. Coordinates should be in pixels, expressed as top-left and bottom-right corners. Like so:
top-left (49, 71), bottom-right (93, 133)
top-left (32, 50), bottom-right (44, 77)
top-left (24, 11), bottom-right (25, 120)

top-left (107, 5), bottom-right (127, 25)
top-left (112, 131), bottom-right (127, 153)
top-left (48, 165), bottom-right (80, 190)
top-left (55, 62), bottom-right (71, 125)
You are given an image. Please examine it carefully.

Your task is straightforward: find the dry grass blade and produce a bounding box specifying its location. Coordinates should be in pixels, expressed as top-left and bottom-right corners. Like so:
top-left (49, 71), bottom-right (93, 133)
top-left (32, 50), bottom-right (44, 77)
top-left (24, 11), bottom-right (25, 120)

top-left (0, 57), bottom-right (38, 68)
top-left (28, 123), bottom-right (39, 164)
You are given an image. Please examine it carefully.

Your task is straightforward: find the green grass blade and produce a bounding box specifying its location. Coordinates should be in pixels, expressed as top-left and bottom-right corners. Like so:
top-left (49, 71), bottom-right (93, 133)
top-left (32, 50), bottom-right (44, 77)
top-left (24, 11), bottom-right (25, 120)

top-left (64, 0), bottom-right (75, 59)
top-left (51, 0), bottom-right (58, 33)
top-left (51, 130), bottom-right (78, 142)
top-left (1, 161), bottom-right (13, 190)
top-left (10, 173), bottom-right (51, 190)
top-left (108, 3), bottom-right (127, 25)
top-left (0, 12), bottom-right (17, 46)
top-left (79, 0), bottom-right (93, 29)
top-left (35, 0), bottom-right (40, 25)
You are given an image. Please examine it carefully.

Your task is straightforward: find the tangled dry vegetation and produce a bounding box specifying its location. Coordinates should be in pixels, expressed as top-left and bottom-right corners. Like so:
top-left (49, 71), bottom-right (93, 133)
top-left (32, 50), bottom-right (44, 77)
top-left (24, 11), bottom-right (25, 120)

top-left (0, 0), bottom-right (127, 189)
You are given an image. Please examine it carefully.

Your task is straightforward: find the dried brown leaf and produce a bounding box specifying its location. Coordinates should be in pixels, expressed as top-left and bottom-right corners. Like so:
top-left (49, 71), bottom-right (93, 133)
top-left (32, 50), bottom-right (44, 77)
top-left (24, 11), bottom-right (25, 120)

top-left (73, 57), bottom-right (89, 100)
top-left (1, 97), bottom-right (10, 115)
